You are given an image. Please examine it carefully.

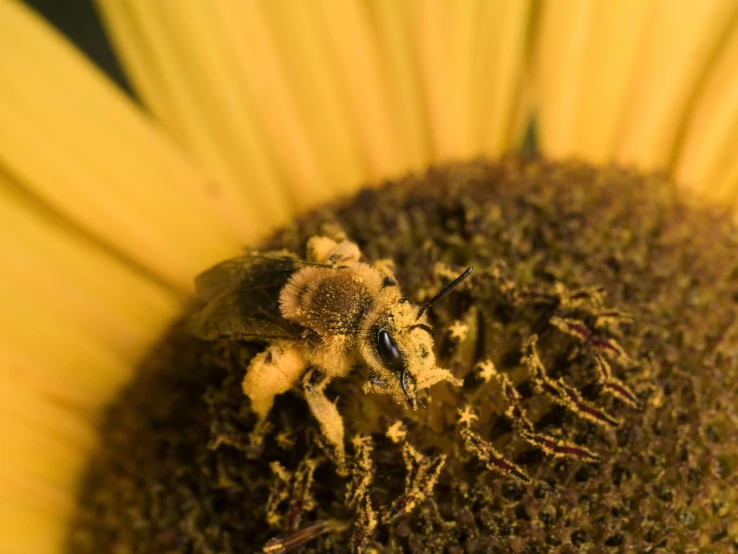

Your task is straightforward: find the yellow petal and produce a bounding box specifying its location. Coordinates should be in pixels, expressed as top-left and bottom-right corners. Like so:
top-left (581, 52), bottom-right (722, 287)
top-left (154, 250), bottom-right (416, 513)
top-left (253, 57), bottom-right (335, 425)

top-left (0, 384), bottom-right (95, 456)
top-left (0, 1), bottom-right (244, 291)
top-left (209, 1), bottom-right (333, 209)
top-left (369, 0), bottom-right (431, 171)
top-left (98, 0), bottom-right (366, 205)
top-left (476, 0), bottom-right (533, 156)
top-left (411, 0), bottom-right (477, 160)
top-left (0, 347), bottom-right (97, 414)
top-left (257, 0), bottom-right (368, 193)
top-left (0, 502), bottom-right (67, 553)
top-left (0, 306), bottom-right (132, 413)
top-left (674, 25), bottom-right (738, 209)
top-left (0, 469), bottom-right (76, 518)
top-left (0, 181), bottom-right (179, 360)
top-left (536, 0), bottom-right (651, 163)
top-left (317, 0), bottom-right (409, 181)
top-left (410, 0), bottom-right (531, 160)
top-left (0, 386), bottom-right (94, 518)
top-left (615, 0), bottom-right (738, 170)
top-left (0, 171), bottom-right (181, 411)
top-left (118, 1), bottom-right (294, 224)
top-left (100, 1), bottom-right (532, 186)
top-left (0, 416), bottom-right (88, 498)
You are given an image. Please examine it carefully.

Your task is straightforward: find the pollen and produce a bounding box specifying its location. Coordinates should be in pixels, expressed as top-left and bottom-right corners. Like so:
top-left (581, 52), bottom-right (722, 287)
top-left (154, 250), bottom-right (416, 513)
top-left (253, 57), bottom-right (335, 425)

top-left (385, 420), bottom-right (407, 443)
top-left (448, 320), bottom-right (469, 342)
top-left (476, 358), bottom-right (498, 383)
top-left (457, 405), bottom-right (478, 426)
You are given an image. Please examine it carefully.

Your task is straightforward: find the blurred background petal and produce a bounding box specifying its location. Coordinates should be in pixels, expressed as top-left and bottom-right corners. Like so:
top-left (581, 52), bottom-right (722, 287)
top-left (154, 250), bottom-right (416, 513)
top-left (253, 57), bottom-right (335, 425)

top-left (96, 0), bottom-right (533, 188)
top-left (0, 1), bottom-right (245, 292)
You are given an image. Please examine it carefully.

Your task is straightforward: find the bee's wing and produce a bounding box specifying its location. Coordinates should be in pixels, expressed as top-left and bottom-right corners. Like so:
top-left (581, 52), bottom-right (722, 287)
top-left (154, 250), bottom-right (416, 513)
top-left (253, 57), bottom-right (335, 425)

top-left (189, 252), bottom-right (305, 341)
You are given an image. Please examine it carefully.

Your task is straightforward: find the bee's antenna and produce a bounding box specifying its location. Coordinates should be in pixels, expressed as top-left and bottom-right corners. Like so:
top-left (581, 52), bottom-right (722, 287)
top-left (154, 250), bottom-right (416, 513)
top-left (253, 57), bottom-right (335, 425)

top-left (416, 266), bottom-right (473, 320)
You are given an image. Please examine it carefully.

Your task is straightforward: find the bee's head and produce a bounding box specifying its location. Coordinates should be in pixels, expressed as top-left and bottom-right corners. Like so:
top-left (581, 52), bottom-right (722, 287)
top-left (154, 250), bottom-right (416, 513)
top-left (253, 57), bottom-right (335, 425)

top-left (360, 267), bottom-right (472, 408)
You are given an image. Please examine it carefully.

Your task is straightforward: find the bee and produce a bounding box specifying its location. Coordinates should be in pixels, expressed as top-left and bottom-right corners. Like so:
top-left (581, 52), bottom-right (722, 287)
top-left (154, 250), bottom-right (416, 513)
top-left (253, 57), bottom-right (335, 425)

top-left (189, 234), bottom-right (472, 462)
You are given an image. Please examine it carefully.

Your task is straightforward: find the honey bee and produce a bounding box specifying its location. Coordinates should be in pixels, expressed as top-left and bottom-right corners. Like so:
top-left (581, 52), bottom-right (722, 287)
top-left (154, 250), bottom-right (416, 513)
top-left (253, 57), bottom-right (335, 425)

top-left (189, 234), bottom-right (472, 462)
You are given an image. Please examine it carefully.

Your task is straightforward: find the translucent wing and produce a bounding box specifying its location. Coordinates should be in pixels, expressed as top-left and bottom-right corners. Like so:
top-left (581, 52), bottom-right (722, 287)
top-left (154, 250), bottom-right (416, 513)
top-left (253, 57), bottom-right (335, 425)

top-left (188, 251), bottom-right (306, 341)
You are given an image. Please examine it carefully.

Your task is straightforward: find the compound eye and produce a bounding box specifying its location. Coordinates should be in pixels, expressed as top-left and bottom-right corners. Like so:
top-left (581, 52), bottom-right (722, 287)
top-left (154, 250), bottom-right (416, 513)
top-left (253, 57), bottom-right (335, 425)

top-left (377, 328), bottom-right (404, 373)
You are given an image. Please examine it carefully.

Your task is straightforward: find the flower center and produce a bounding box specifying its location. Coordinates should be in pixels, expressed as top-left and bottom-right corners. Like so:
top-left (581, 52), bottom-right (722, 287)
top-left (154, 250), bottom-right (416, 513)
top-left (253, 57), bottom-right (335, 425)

top-left (69, 158), bottom-right (738, 552)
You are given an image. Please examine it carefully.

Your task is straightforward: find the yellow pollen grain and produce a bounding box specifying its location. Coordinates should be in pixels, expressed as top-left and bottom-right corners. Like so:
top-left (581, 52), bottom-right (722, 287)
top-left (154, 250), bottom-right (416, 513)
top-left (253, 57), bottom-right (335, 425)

top-left (476, 359), bottom-right (498, 383)
top-left (386, 420), bottom-right (407, 444)
top-left (457, 406), bottom-right (479, 427)
top-left (448, 320), bottom-right (469, 342)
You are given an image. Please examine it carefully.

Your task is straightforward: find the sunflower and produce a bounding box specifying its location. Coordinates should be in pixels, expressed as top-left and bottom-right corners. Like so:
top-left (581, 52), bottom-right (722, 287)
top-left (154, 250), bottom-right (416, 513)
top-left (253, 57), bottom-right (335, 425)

top-left (2, 1), bottom-right (738, 552)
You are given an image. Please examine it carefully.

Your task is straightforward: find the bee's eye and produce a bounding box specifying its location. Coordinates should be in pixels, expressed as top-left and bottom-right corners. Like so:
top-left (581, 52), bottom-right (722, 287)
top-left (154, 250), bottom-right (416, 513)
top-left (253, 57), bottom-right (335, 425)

top-left (377, 329), bottom-right (404, 373)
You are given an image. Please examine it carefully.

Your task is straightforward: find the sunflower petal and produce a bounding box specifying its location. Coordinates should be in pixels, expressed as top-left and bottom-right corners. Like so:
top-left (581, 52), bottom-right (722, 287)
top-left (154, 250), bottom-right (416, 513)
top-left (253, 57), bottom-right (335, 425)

top-left (0, 502), bottom-right (68, 553)
top-left (0, 416), bottom-right (89, 501)
top-left (0, 389), bottom-right (94, 520)
top-left (1, 310), bottom-right (134, 412)
top-left (98, 0), bottom-right (367, 206)
top-left (0, 181), bottom-right (179, 356)
top-left (0, 389), bottom-right (94, 544)
top-left (0, 1), bottom-right (245, 291)
top-left (252, 1), bottom-right (368, 193)
top-left (615, 0), bottom-right (738, 170)
top-left (114, 1), bottom-right (295, 223)
top-left (369, 0), bottom-right (431, 171)
top-left (209, 1), bottom-right (333, 208)
top-left (675, 25), bottom-right (738, 210)
top-left (536, 0), bottom-right (651, 163)
top-left (476, 0), bottom-right (533, 156)
top-left (317, 0), bottom-right (409, 181)
top-left (411, 0), bottom-right (477, 160)
top-left (410, 0), bottom-right (531, 161)
top-left (0, 173), bottom-right (182, 412)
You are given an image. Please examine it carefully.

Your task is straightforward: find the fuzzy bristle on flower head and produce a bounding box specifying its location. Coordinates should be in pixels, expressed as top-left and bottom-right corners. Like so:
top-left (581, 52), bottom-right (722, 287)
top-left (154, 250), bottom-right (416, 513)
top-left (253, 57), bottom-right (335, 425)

top-left (71, 159), bottom-right (738, 552)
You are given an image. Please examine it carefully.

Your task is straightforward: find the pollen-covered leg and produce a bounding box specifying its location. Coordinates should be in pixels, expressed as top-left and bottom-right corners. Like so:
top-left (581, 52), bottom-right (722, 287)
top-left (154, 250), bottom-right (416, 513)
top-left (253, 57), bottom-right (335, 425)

top-left (242, 343), bottom-right (307, 446)
top-left (302, 370), bottom-right (346, 466)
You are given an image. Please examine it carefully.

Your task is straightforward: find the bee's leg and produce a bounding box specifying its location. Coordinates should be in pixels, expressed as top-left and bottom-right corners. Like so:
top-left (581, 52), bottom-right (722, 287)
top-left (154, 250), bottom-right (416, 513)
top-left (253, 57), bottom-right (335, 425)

top-left (302, 369), bottom-right (346, 467)
top-left (242, 343), bottom-right (307, 448)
